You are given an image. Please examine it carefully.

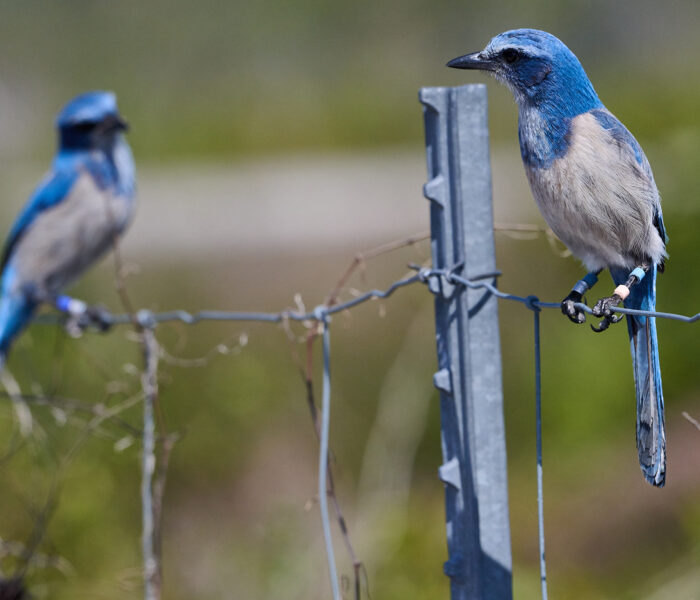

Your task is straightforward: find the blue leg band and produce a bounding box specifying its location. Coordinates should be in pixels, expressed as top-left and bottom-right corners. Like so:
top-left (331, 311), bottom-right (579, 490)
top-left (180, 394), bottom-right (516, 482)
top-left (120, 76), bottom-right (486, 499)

top-left (55, 295), bottom-right (72, 312)
top-left (572, 271), bottom-right (599, 296)
top-left (630, 267), bottom-right (646, 282)
top-left (55, 295), bottom-right (87, 315)
top-left (582, 271), bottom-right (599, 288)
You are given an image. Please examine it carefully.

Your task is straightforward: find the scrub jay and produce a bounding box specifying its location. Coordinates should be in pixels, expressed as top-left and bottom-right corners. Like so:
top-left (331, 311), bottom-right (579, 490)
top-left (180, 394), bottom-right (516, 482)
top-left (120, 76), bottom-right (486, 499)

top-left (448, 29), bottom-right (667, 486)
top-left (0, 91), bottom-right (135, 367)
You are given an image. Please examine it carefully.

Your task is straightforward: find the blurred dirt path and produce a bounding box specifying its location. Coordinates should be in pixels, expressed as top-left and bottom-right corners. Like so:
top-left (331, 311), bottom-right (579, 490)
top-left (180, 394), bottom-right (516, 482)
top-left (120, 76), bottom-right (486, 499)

top-left (125, 149), bottom-right (532, 258)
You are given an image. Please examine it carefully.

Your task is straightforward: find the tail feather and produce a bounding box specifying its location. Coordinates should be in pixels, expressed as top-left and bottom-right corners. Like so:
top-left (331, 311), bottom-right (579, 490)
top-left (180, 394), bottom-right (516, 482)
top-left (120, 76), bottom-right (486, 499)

top-left (611, 266), bottom-right (666, 487)
top-left (0, 289), bottom-right (35, 436)
top-left (0, 290), bottom-right (37, 361)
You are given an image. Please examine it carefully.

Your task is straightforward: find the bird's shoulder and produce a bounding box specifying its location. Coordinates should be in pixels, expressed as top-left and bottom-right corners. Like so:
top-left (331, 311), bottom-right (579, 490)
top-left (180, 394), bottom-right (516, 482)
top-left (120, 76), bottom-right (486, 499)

top-left (583, 108), bottom-right (651, 173)
top-left (563, 109), bottom-right (657, 189)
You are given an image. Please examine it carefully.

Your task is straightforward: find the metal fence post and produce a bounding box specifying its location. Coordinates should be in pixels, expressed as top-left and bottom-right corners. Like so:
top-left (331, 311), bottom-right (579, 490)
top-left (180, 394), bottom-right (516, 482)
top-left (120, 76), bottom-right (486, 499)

top-left (420, 84), bottom-right (512, 599)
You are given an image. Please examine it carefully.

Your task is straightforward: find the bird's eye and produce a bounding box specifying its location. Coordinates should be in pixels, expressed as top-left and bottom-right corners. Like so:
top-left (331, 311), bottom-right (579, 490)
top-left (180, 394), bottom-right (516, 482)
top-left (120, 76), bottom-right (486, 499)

top-left (72, 121), bottom-right (98, 133)
top-left (502, 48), bottom-right (520, 64)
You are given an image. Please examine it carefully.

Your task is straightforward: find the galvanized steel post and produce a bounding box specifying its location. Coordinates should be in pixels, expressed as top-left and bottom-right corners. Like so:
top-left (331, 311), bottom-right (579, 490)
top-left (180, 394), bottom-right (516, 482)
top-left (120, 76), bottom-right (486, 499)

top-left (420, 84), bottom-right (512, 599)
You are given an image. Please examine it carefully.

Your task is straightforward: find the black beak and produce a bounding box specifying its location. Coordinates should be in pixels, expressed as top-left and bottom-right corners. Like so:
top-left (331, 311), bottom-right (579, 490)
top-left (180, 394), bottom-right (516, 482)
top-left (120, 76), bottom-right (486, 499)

top-left (113, 114), bottom-right (129, 132)
top-left (446, 52), bottom-right (493, 71)
top-left (99, 113), bottom-right (129, 133)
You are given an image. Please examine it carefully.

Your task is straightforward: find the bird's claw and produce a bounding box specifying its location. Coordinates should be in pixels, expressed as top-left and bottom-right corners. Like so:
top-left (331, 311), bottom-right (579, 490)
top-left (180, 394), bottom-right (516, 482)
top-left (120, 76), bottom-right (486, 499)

top-left (590, 294), bottom-right (623, 333)
top-left (65, 304), bottom-right (112, 337)
top-left (80, 305), bottom-right (112, 332)
top-left (86, 305), bottom-right (112, 333)
top-left (561, 292), bottom-right (586, 324)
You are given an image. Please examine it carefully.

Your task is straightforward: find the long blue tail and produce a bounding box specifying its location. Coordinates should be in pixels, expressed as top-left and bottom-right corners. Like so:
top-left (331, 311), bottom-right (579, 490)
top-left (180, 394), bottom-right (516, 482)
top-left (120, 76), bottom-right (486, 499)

top-left (611, 266), bottom-right (665, 487)
top-left (0, 290), bottom-right (37, 365)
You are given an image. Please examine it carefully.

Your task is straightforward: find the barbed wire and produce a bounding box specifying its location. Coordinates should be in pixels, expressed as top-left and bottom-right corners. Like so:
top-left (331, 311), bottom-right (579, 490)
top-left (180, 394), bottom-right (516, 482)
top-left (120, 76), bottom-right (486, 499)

top-left (32, 268), bottom-right (700, 330)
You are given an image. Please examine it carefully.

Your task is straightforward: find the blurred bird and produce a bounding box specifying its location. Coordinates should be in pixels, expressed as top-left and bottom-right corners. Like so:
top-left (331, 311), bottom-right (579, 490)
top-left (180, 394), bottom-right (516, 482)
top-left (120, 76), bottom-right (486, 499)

top-left (0, 91), bottom-right (135, 367)
top-left (448, 29), bottom-right (667, 486)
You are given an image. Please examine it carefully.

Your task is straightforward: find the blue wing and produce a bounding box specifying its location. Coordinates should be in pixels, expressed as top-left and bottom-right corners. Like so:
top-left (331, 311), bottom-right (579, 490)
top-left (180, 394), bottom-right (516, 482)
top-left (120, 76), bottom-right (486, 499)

top-left (654, 205), bottom-right (668, 246)
top-left (0, 167), bottom-right (79, 272)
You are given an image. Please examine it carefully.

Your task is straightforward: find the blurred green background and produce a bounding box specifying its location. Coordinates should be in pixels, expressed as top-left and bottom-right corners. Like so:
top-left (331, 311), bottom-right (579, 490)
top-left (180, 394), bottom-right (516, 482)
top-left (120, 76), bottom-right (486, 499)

top-left (0, 1), bottom-right (699, 598)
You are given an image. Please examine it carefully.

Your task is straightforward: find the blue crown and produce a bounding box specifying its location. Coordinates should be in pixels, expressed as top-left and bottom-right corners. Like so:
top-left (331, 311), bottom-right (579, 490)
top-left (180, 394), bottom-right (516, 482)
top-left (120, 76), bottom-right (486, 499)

top-left (56, 91), bottom-right (119, 128)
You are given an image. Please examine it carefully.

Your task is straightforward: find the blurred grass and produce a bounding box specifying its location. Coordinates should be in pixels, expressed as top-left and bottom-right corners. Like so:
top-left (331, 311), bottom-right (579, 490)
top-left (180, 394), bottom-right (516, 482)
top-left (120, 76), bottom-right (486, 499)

top-left (0, 1), bottom-right (698, 160)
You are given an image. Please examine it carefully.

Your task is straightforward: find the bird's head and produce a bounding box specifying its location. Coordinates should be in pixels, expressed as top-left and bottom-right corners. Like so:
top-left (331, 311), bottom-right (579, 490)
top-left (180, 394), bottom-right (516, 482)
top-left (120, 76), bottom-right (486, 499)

top-left (447, 29), bottom-right (600, 115)
top-left (56, 91), bottom-right (129, 152)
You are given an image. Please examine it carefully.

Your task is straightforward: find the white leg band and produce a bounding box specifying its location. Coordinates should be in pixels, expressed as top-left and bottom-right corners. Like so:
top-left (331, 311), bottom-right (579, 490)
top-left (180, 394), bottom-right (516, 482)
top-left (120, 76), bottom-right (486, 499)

top-left (66, 298), bottom-right (88, 315)
top-left (614, 284), bottom-right (630, 301)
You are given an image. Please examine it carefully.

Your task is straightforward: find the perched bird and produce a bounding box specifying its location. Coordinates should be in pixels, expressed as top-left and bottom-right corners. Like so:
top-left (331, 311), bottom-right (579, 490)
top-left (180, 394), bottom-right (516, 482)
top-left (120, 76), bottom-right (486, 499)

top-left (0, 91), bottom-right (135, 367)
top-left (448, 29), bottom-right (667, 486)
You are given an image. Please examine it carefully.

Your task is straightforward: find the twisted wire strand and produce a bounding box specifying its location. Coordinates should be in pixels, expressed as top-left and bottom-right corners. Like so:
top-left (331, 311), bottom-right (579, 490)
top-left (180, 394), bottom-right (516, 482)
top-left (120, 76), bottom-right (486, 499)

top-left (32, 269), bottom-right (699, 328)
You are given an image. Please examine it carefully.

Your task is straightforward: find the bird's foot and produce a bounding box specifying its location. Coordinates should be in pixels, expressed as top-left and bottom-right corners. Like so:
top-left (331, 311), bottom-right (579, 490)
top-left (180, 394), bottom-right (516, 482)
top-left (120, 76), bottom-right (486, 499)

top-left (64, 303), bottom-right (112, 337)
top-left (590, 294), bottom-right (624, 332)
top-left (81, 305), bottom-right (112, 332)
top-left (560, 291), bottom-right (586, 324)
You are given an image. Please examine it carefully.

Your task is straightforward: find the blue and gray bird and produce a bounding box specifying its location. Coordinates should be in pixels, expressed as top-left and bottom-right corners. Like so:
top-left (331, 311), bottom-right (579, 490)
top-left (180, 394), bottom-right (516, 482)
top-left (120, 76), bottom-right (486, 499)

top-left (0, 91), bottom-right (135, 367)
top-left (448, 29), bottom-right (667, 486)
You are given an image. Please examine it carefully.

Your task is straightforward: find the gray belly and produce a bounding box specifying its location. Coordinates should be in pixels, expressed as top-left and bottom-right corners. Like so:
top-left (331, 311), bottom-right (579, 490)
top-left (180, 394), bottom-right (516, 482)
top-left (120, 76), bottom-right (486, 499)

top-left (8, 174), bottom-right (133, 298)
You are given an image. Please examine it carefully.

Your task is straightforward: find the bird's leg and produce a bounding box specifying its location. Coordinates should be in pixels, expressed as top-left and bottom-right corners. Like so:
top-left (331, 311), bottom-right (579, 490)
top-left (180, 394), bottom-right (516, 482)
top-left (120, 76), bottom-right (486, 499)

top-left (561, 270), bottom-right (601, 324)
top-left (22, 287), bottom-right (111, 333)
top-left (591, 265), bottom-right (649, 333)
top-left (53, 295), bottom-right (88, 338)
top-left (54, 295), bottom-right (112, 334)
